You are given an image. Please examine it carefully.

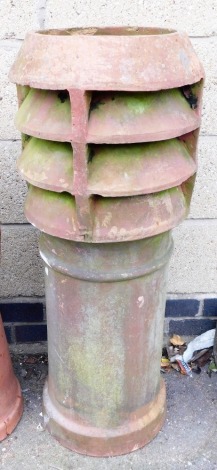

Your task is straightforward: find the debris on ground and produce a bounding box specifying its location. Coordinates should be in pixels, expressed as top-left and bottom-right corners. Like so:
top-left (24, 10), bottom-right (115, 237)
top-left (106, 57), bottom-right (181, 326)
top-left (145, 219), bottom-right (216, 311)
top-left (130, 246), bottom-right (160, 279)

top-left (213, 326), bottom-right (217, 365)
top-left (176, 357), bottom-right (192, 377)
top-left (36, 423), bottom-right (45, 432)
top-left (160, 356), bottom-right (170, 373)
top-left (161, 328), bottom-right (217, 377)
top-left (207, 360), bottom-right (217, 377)
top-left (11, 353), bottom-right (48, 386)
top-left (183, 329), bottom-right (215, 363)
top-left (170, 334), bottom-right (185, 346)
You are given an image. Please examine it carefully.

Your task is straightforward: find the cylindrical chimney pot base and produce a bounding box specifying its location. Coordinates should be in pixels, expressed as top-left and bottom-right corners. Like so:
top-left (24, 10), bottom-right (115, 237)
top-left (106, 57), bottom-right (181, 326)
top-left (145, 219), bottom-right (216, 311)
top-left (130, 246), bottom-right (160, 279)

top-left (40, 231), bottom-right (172, 456)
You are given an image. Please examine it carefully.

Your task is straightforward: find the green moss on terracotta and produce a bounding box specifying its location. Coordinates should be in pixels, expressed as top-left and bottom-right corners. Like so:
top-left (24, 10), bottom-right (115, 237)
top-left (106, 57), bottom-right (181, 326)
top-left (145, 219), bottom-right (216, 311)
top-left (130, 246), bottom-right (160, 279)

top-left (18, 137), bottom-right (73, 187)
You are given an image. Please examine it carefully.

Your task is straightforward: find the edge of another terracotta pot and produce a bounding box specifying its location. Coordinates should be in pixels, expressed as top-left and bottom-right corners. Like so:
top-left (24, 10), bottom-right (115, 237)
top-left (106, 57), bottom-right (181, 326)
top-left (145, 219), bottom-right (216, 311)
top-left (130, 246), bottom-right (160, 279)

top-left (0, 379), bottom-right (23, 441)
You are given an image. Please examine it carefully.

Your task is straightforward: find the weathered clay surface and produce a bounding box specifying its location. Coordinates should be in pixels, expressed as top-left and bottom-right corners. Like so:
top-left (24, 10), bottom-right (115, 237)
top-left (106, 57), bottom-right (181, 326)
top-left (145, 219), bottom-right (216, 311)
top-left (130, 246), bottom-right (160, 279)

top-left (40, 231), bottom-right (172, 456)
top-left (18, 137), bottom-right (196, 196)
top-left (87, 89), bottom-right (201, 144)
top-left (0, 316), bottom-right (23, 441)
top-left (11, 28), bottom-right (204, 242)
top-left (87, 139), bottom-right (196, 196)
top-left (25, 184), bottom-right (188, 242)
top-left (9, 27), bottom-right (204, 90)
top-left (18, 137), bottom-right (73, 192)
top-left (15, 88), bottom-right (201, 144)
top-left (15, 89), bottom-right (72, 142)
top-left (10, 27), bottom-right (204, 456)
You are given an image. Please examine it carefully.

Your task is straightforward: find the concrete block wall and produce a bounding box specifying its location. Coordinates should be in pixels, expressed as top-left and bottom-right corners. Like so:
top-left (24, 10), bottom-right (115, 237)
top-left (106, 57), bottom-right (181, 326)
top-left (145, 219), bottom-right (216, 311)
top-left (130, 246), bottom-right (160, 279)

top-left (0, 0), bottom-right (217, 342)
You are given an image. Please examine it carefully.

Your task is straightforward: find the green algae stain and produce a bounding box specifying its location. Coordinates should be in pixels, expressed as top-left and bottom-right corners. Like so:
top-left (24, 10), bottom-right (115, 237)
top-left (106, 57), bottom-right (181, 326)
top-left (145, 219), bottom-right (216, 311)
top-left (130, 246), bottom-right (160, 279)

top-left (28, 185), bottom-right (75, 209)
top-left (67, 300), bottom-right (124, 427)
top-left (20, 137), bottom-right (73, 181)
top-left (68, 341), bottom-right (122, 426)
top-left (56, 360), bottom-right (72, 397)
top-left (125, 93), bottom-right (155, 114)
top-left (16, 88), bottom-right (71, 129)
top-left (52, 94), bottom-right (71, 121)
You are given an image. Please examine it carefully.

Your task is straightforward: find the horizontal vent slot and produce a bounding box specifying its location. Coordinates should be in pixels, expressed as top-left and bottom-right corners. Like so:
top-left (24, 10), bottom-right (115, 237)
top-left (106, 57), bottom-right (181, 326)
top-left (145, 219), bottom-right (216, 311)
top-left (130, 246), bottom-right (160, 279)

top-left (15, 89), bottom-right (72, 142)
top-left (18, 135), bottom-right (197, 198)
top-left (17, 137), bottom-right (73, 192)
top-left (87, 137), bottom-right (196, 196)
top-left (87, 85), bottom-right (201, 144)
top-left (15, 83), bottom-right (202, 145)
top-left (24, 184), bottom-right (190, 242)
top-left (91, 187), bottom-right (188, 241)
top-left (25, 186), bottom-right (78, 239)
